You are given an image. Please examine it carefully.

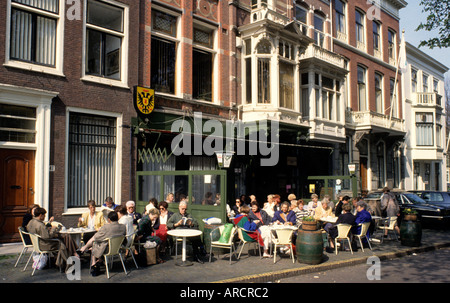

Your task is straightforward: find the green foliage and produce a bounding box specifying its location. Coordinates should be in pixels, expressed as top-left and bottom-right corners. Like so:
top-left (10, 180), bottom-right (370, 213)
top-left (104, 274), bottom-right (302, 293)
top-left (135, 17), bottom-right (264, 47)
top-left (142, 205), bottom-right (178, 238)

top-left (416, 0), bottom-right (450, 49)
top-left (302, 216), bottom-right (316, 222)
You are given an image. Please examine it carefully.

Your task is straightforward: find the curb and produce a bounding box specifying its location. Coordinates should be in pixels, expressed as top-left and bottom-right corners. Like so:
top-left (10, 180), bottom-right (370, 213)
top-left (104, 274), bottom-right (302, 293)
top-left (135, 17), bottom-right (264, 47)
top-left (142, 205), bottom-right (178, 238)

top-left (212, 242), bottom-right (450, 283)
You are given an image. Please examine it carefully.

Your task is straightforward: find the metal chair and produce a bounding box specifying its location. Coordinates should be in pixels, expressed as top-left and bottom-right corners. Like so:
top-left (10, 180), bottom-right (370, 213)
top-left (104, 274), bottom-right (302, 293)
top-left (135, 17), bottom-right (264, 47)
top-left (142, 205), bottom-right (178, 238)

top-left (236, 227), bottom-right (262, 259)
top-left (335, 224), bottom-right (353, 255)
top-left (97, 235), bottom-right (128, 279)
top-left (355, 222), bottom-right (372, 252)
top-left (28, 233), bottom-right (61, 276)
top-left (377, 217), bottom-right (399, 243)
top-left (209, 225), bottom-right (237, 264)
top-left (121, 232), bottom-right (139, 269)
top-left (15, 227), bottom-right (34, 269)
top-left (272, 229), bottom-right (295, 263)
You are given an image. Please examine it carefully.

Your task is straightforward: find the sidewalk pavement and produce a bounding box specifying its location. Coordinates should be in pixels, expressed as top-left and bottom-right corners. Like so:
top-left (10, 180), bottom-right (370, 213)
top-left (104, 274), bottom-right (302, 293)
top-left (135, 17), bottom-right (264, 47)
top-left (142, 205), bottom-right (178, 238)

top-left (1, 228), bottom-right (449, 283)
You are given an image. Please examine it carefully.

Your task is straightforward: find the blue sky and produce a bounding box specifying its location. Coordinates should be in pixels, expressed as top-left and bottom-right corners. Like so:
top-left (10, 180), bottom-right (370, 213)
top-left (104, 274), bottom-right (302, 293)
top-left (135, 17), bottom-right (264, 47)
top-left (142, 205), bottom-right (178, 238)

top-left (399, 1), bottom-right (450, 76)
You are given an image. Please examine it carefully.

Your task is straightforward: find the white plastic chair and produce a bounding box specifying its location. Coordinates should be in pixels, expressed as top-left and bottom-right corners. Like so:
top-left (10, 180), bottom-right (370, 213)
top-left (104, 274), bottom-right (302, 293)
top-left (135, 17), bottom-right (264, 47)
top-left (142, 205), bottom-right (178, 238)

top-left (28, 233), bottom-right (61, 276)
top-left (236, 227), bottom-right (262, 259)
top-left (121, 232), bottom-right (139, 269)
top-left (15, 227), bottom-right (34, 269)
top-left (377, 217), bottom-right (398, 243)
top-left (335, 224), bottom-right (353, 255)
top-left (209, 225), bottom-right (237, 264)
top-left (272, 229), bottom-right (295, 264)
top-left (97, 235), bottom-right (128, 279)
top-left (355, 222), bottom-right (372, 252)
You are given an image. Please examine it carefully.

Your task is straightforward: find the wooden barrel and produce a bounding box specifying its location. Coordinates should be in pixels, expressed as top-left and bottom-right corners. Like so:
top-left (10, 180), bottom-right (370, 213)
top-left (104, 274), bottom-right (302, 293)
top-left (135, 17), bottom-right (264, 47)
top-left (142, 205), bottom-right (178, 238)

top-left (400, 220), bottom-right (422, 247)
top-left (296, 230), bottom-right (324, 265)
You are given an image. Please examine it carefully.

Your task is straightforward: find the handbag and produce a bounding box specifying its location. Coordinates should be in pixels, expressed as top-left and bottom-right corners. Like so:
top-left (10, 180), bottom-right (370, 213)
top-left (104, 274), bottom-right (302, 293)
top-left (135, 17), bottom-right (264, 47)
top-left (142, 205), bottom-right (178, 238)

top-left (32, 254), bottom-right (48, 270)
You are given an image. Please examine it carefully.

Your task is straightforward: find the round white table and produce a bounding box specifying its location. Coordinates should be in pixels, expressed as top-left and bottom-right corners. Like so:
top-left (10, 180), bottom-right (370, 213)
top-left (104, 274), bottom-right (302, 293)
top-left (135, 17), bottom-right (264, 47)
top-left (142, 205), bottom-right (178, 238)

top-left (167, 229), bottom-right (203, 266)
top-left (59, 228), bottom-right (96, 247)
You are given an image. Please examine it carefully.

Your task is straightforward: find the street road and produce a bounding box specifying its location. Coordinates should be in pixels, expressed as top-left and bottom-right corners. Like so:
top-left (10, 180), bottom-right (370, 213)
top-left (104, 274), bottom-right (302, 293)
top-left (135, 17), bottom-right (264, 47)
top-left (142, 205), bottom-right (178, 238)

top-left (280, 247), bottom-right (450, 283)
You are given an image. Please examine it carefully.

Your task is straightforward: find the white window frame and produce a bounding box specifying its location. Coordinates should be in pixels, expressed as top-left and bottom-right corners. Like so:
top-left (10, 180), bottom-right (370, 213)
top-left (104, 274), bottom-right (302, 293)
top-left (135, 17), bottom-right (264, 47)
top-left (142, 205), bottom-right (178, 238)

top-left (192, 20), bottom-right (218, 104)
top-left (375, 72), bottom-right (384, 114)
top-left (151, 6), bottom-right (181, 98)
top-left (64, 107), bottom-right (122, 215)
top-left (81, 0), bottom-right (129, 89)
top-left (4, 0), bottom-right (65, 77)
top-left (355, 9), bottom-right (365, 50)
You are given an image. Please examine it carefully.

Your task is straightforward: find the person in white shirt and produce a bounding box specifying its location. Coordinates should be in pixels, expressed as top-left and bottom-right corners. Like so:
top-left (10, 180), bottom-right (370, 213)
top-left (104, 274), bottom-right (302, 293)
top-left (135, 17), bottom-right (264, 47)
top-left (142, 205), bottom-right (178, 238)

top-left (116, 205), bottom-right (134, 245)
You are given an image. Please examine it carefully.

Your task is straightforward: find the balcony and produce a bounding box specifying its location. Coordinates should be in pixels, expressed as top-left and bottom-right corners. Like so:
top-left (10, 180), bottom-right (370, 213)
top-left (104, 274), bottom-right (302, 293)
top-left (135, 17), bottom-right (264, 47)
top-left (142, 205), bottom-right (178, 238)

top-left (345, 110), bottom-right (405, 134)
top-left (240, 104), bottom-right (309, 128)
top-left (414, 92), bottom-right (443, 108)
top-left (300, 44), bottom-right (346, 69)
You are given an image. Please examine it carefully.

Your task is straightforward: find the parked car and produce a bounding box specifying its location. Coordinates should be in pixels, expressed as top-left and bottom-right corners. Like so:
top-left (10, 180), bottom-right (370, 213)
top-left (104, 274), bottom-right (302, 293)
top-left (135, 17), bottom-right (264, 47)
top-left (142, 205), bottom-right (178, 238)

top-left (408, 191), bottom-right (450, 208)
top-left (365, 191), bottom-right (450, 227)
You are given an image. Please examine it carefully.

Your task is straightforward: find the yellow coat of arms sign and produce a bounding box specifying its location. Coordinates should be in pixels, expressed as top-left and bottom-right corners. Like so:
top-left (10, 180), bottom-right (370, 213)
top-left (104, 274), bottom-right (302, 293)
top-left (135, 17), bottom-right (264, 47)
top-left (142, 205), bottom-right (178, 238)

top-left (134, 86), bottom-right (155, 118)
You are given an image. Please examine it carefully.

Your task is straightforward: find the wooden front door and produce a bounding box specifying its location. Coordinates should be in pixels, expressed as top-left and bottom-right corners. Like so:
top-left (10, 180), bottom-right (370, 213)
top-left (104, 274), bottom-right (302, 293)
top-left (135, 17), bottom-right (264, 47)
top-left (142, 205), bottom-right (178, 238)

top-left (360, 157), bottom-right (368, 191)
top-left (0, 149), bottom-right (35, 243)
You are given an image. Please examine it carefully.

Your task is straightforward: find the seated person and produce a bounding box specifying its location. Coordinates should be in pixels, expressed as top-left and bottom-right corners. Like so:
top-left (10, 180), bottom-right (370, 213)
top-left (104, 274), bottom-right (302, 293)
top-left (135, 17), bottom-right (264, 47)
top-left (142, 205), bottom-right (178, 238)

top-left (115, 205), bottom-right (134, 245)
top-left (165, 193), bottom-right (175, 203)
top-left (231, 198), bottom-right (242, 216)
top-left (325, 204), bottom-right (355, 253)
top-left (334, 195), bottom-right (351, 217)
top-left (272, 201), bottom-right (296, 226)
top-left (78, 200), bottom-right (105, 230)
top-left (21, 204), bottom-right (40, 245)
top-left (27, 207), bottom-right (78, 269)
top-left (234, 205), bottom-right (272, 258)
top-left (306, 194), bottom-right (321, 212)
top-left (313, 199), bottom-right (334, 221)
top-left (248, 201), bottom-right (271, 227)
top-left (136, 208), bottom-right (163, 262)
top-left (102, 196), bottom-right (117, 210)
top-left (83, 211), bottom-right (126, 276)
top-left (144, 198), bottom-right (158, 215)
top-left (353, 201), bottom-right (373, 242)
top-left (167, 201), bottom-right (206, 263)
top-left (201, 192), bottom-right (214, 205)
top-left (154, 201), bottom-right (174, 254)
top-left (291, 200), bottom-right (311, 228)
top-left (126, 200), bottom-right (142, 225)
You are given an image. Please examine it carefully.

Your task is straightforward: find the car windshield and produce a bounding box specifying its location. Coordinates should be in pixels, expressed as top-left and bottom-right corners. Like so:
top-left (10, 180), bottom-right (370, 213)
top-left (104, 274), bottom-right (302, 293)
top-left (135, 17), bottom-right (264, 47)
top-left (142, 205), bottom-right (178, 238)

top-left (402, 193), bottom-right (426, 204)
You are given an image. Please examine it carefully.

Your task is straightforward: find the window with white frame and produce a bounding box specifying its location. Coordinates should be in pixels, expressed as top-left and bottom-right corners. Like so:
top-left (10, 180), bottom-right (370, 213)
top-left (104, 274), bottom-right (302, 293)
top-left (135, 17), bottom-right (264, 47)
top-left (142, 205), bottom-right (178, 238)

top-left (416, 112), bottom-right (434, 146)
top-left (0, 103), bottom-right (36, 143)
top-left (355, 9), bottom-right (365, 49)
top-left (84, 0), bottom-right (127, 83)
top-left (373, 21), bottom-right (381, 56)
top-left (411, 68), bottom-right (418, 92)
top-left (375, 72), bottom-right (383, 113)
top-left (295, 4), bottom-right (308, 35)
top-left (279, 40), bottom-right (294, 110)
top-left (422, 73), bottom-right (429, 92)
top-left (390, 78), bottom-right (398, 117)
top-left (192, 24), bottom-right (216, 102)
top-left (67, 112), bottom-right (117, 208)
top-left (312, 74), bottom-right (340, 121)
top-left (314, 14), bottom-right (325, 47)
top-left (357, 65), bottom-right (367, 111)
top-left (8, 0), bottom-right (63, 73)
top-left (388, 29), bottom-right (396, 63)
top-left (256, 39), bottom-right (271, 104)
top-left (151, 9), bottom-right (178, 94)
top-left (335, 0), bottom-right (346, 36)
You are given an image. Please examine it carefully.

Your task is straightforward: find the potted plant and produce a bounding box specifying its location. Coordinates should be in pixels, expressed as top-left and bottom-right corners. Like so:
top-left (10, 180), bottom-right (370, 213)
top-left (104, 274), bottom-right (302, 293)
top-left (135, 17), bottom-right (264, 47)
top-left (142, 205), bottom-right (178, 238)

top-left (301, 216), bottom-right (318, 231)
top-left (403, 208), bottom-right (418, 221)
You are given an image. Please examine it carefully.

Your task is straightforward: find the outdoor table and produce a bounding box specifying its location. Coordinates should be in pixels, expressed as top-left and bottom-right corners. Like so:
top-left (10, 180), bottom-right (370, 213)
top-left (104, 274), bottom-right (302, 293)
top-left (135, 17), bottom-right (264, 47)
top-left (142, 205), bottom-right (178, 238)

top-left (167, 229), bottom-right (203, 267)
top-left (59, 227), bottom-right (96, 247)
top-left (319, 216), bottom-right (338, 224)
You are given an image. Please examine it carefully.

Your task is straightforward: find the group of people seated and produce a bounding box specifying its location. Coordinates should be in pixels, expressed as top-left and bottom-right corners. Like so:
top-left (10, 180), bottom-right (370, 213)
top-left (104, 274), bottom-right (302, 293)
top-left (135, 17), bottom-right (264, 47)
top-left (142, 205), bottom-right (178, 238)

top-left (229, 192), bottom-right (376, 256)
